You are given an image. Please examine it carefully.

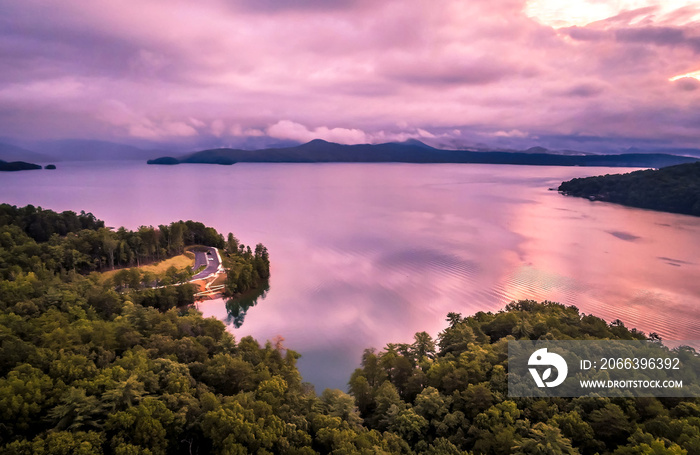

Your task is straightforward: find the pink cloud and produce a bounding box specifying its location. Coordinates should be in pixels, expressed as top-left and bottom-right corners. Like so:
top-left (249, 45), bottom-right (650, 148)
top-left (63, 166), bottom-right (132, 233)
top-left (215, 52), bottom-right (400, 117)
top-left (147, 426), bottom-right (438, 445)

top-left (0, 0), bottom-right (699, 148)
top-left (267, 120), bottom-right (368, 144)
top-left (128, 120), bottom-right (198, 139)
top-left (494, 130), bottom-right (530, 138)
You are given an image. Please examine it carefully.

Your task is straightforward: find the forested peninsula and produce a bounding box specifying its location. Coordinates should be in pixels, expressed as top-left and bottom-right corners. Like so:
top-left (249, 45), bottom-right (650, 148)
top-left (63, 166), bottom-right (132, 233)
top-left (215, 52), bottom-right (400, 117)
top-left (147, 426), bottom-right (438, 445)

top-left (2, 205), bottom-right (700, 454)
top-left (559, 162), bottom-right (700, 216)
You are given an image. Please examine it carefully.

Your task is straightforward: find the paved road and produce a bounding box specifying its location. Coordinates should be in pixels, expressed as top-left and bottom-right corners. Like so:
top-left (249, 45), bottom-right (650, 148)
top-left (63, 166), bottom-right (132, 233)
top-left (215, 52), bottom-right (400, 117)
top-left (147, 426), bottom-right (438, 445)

top-left (191, 247), bottom-right (221, 280)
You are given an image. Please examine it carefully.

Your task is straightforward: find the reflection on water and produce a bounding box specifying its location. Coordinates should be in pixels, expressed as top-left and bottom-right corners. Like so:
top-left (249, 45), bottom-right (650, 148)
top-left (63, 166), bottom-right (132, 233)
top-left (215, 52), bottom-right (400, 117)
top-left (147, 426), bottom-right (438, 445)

top-left (2, 162), bottom-right (700, 391)
top-left (224, 281), bottom-right (270, 328)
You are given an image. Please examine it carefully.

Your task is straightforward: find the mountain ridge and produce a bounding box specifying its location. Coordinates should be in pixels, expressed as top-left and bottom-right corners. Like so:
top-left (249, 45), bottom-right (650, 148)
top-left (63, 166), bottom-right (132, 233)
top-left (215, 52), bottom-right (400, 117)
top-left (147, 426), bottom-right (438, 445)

top-left (0, 142), bottom-right (53, 163)
top-left (147, 139), bottom-right (700, 168)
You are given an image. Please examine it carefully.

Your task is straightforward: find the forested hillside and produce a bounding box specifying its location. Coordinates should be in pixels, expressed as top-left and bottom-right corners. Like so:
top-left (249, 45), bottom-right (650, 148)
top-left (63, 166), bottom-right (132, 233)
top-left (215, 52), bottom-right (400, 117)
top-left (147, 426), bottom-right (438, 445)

top-left (0, 205), bottom-right (396, 454)
top-left (350, 301), bottom-right (700, 454)
top-left (0, 203), bottom-right (225, 272)
top-left (1, 205), bottom-right (699, 454)
top-left (559, 162), bottom-right (700, 216)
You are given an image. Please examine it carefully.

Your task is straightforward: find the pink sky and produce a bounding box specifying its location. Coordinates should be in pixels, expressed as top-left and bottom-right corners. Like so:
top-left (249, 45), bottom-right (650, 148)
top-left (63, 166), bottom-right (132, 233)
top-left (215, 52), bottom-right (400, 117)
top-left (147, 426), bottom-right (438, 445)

top-left (1, 0), bottom-right (699, 151)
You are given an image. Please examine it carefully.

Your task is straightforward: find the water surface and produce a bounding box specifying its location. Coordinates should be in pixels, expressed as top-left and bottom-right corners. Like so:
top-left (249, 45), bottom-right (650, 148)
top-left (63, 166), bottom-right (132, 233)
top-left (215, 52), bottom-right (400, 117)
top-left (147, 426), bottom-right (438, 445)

top-left (2, 162), bottom-right (699, 390)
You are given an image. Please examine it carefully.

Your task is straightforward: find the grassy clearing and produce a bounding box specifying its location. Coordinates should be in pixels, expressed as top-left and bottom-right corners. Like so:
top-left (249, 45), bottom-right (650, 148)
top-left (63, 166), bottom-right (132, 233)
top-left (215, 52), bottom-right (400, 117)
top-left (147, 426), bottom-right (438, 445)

top-left (100, 252), bottom-right (195, 282)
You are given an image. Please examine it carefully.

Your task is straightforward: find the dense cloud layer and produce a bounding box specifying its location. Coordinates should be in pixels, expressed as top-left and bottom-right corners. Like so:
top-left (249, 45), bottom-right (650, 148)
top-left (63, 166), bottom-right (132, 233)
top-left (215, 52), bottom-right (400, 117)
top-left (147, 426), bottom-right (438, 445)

top-left (0, 0), bottom-right (699, 150)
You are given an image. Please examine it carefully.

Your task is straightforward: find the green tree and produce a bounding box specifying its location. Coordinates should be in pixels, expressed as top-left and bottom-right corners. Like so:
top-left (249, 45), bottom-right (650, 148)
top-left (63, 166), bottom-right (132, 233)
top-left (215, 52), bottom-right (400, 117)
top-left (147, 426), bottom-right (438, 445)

top-left (589, 403), bottom-right (635, 448)
top-left (513, 422), bottom-right (579, 454)
top-left (413, 331), bottom-right (436, 360)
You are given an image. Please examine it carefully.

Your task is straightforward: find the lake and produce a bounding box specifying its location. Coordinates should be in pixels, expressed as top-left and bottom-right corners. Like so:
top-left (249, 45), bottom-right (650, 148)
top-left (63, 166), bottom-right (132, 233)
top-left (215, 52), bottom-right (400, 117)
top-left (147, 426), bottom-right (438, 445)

top-left (2, 162), bottom-right (700, 391)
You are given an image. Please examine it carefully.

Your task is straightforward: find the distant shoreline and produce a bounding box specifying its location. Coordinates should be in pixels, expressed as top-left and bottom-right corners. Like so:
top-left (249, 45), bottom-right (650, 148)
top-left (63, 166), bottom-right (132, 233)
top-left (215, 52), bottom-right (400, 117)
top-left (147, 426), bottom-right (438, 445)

top-left (145, 139), bottom-right (700, 169)
top-left (0, 161), bottom-right (56, 172)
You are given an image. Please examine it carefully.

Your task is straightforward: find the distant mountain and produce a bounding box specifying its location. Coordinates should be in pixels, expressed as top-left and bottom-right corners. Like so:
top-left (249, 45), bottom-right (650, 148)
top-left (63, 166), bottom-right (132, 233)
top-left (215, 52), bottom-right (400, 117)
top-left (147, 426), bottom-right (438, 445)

top-left (397, 138), bottom-right (436, 149)
top-left (0, 142), bottom-right (53, 163)
top-left (35, 139), bottom-right (164, 161)
top-left (623, 146), bottom-right (700, 158)
top-left (559, 162), bottom-right (700, 217)
top-left (148, 139), bottom-right (700, 168)
top-left (523, 146), bottom-right (549, 154)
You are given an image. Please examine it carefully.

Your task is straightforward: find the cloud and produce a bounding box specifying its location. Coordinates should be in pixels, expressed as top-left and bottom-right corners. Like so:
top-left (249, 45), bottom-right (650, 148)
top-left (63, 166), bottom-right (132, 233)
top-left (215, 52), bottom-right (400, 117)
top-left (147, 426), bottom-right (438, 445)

top-left (614, 26), bottom-right (700, 52)
top-left (494, 129), bottom-right (530, 138)
top-left (264, 121), bottom-right (460, 145)
top-left (616, 26), bottom-right (685, 45)
top-left (0, 0), bottom-right (700, 149)
top-left (381, 56), bottom-right (514, 86)
top-left (0, 77), bottom-right (88, 103)
top-left (189, 117), bottom-right (206, 128)
top-left (526, 1), bottom-right (700, 28)
top-left (561, 26), bottom-right (610, 41)
top-left (128, 121), bottom-right (198, 139)
top-left (210, 119), bottom-right (225, 137)
top-left (672, 77), bottom-right (700, 91)
top-left (563, 27), bottom-right (610, 41)
top-left (96, 100), bottom-right (200, 139)
top-left (230, 124), bottom-right (266, 137)
top-left (556, 83), bottom-right (606, 98)
top-left (230, 0), bottom-right (365, 13)
top-left (267, 120), bottom-right (368, 144)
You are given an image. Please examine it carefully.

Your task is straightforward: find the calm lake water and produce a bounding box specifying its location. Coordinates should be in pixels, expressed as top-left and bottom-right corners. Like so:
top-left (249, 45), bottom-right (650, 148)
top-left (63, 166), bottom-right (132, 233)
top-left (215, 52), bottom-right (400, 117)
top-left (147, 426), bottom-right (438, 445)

top-left (2, 162), bottom-right (700, 391)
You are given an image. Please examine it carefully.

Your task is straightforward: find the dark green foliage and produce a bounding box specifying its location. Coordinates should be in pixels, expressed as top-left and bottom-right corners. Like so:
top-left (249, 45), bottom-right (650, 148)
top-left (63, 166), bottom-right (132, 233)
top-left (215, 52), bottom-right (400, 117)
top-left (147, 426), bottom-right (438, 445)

top-left (0, 205), bottom-right (399, 454)
top-left (222, 243), bottom-right (270, 298)
top-left (349, 300), bottom-right (700, 454)
top-left (181, 221), bottom-right (225, 249)
top-left (131, 284), bottom-right (196, 311)
top-left (0, 203), bottom-right (103, 241)
top-left (0, 204), bottom-right (231, 276)
top-left (3, 204), bottom-right (698, 454)
top-left (559, 162), bottom-right (700, 216)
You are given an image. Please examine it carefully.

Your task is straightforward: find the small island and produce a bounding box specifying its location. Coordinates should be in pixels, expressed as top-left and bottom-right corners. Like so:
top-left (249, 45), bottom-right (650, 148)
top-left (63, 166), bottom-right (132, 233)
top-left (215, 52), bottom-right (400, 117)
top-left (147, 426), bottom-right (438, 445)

top-left (44, 164), bottom-right (56, 169)
top-left (148, 153), bottom-right (237, 165)
top-left (147, 156), bottom-right (180, 165)
top-left (559, 161), bottom-right (700, 217)
top-left (0, 160), bottom-right (42, 171)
